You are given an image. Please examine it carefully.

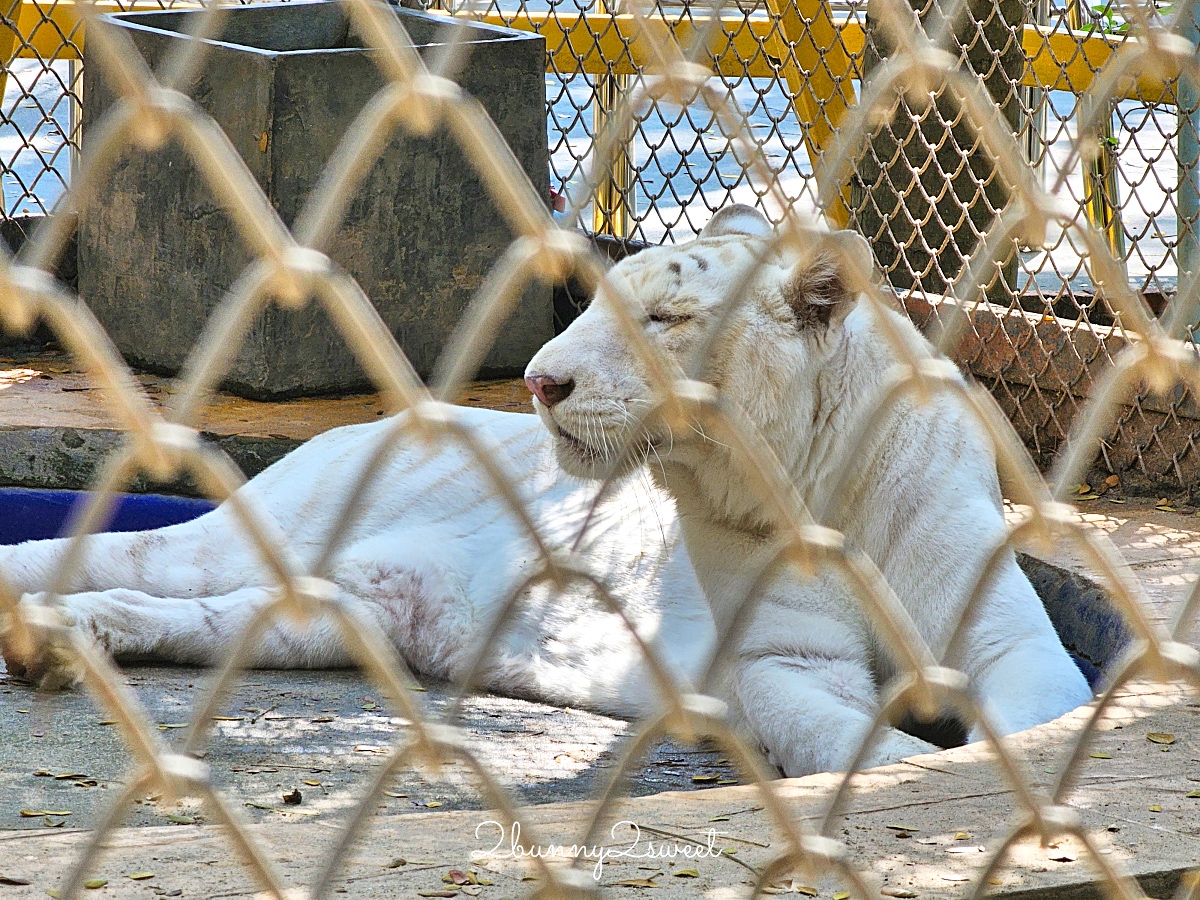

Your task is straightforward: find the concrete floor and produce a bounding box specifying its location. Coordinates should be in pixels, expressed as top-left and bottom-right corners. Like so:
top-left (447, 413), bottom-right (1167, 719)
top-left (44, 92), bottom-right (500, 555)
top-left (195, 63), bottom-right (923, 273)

top-left (1, 356), bottom-right (1199, 898)
top-left (0, 667), bottom-right (740, 831)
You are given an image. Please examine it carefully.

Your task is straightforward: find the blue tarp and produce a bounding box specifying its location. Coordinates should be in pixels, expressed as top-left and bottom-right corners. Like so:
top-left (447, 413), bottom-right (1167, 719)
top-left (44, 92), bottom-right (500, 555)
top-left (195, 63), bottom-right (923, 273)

top-left (0, 488), bottom-right (214, 545)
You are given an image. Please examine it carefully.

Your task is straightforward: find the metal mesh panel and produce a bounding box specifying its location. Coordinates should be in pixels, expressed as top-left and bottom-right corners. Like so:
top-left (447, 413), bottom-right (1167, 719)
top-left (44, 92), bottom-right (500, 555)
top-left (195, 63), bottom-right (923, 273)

top-left (0, 0), bottom-right (1199, 899)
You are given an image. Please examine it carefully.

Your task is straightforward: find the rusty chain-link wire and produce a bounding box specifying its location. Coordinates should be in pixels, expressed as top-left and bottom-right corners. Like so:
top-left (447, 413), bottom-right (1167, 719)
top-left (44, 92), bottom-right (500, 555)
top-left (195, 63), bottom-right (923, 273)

top-left (0, 0), bottom-right (1200, 898)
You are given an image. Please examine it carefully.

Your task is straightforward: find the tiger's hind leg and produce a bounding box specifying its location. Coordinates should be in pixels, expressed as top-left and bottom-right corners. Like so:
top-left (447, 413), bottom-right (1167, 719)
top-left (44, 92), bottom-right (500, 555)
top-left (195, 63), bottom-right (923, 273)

top-left (0, 507), bottom-right (265, 601)
top-left (1, 584), bottom-right (370, 686)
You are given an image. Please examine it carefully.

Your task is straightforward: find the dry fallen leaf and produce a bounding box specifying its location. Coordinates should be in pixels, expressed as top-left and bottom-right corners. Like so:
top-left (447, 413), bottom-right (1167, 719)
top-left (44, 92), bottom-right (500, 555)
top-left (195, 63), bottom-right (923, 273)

top-left (691, 774), bottom-right (720, 783)
top-left (765, 883), bottom-right (818, 896)
top-left (444, 871), bottom-right (470, 886)
top-left (880, 888), bottom-right (918, 898)
top-left (614, 877), bottom-right (660, 888)
top-left (1048, 851), bottom-right (1077, 862)
top-left (84, 879), bottom-right (108, 890)
top-left (128, 872), bottom-right (154, 881)
top-left (1146, 732), bottom-right (1176, 745)
top-left (1089, 752), bottom-right (1113, 759)
top-left (1149, 804), bottom-right (1162, 812)
top-left (19, 810), bottom-right (70, 817)
top-left (461, 888), bottom-right (481, 897)
top-left (0, 876), bottom-right (31, 886)
top-left (1104, 474), bottom-right (1120, 487)
top-left (425, 801), bottom-right (443, 808)
top-left (1075, 483), bottom-right (1091, 495)
top-left (673, 869), bottom-right (700, 878)
top-left (952, 832), bottom-right (971, 841)
top-left (833, 892), bottom-right (850, 900)
top-left (940, 875), bottom-right (970, 883)
top-left (416, 892), bottom-right (457, 898)
top-left (1186, 790), bottom-right (1200, 798)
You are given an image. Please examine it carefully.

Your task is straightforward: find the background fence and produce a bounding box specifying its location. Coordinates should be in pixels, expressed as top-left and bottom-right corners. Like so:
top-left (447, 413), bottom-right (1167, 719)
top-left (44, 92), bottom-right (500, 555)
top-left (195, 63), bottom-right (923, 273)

top-left (1, 1), bottom-right (1200, 897)
top-left (8, 0), bottom-right (1200, 486)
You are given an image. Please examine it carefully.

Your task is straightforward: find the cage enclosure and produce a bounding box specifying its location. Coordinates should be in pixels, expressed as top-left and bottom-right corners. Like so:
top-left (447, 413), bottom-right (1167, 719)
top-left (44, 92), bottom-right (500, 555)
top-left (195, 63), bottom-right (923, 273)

top-left (79, 0), bottom-right (550, 398)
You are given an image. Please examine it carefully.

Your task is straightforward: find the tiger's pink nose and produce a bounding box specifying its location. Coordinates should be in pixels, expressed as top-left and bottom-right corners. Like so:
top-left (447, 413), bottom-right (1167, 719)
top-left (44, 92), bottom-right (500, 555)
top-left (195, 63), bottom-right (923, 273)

top-left (525, 374), bottom-right (575, 408)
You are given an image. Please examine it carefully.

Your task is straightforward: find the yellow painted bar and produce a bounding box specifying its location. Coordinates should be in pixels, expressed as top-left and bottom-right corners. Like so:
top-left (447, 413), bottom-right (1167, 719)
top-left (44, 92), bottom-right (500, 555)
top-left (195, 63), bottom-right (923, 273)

top-left (761, 0), bottom-right (856, 224)
top-left (475, 11), bottom-right (1177, 104)
top-left (0, 2), bottom-right (1183, 105)
top-left (1022, 26), bottom-right (1175, 104)
top-left (12, 0), bottom-right (83, 60)
top-left (3, 0), bottom-right (168, 61)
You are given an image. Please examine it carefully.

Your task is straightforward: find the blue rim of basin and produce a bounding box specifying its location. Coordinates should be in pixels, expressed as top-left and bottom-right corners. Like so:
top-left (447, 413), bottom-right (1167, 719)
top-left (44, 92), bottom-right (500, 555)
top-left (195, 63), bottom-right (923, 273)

top-left (0, 487), bottom-right (215, 546)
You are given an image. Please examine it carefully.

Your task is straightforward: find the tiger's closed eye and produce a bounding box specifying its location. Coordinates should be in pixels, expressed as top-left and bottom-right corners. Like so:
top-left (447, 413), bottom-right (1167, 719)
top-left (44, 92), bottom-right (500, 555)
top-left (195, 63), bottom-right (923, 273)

top-left (647, 312), bottom-right (691, 327)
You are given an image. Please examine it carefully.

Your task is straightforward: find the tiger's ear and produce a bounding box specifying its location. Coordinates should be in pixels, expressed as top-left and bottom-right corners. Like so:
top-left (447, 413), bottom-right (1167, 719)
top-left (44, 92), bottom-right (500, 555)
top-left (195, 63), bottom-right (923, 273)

top-left (784, 230), bottom-right (874, 330)
top-left (700, 204), bottom-right (772, 240)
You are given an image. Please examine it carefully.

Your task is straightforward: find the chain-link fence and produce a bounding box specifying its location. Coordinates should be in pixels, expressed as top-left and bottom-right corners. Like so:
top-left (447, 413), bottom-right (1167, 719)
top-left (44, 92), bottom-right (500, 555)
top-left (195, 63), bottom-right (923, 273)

top-left (1, 0), bottom-right (1200, 897)
top-left (455, 0), bottom-right (1200, 486)
top-left (9, 0), bottom-right (1200, 482)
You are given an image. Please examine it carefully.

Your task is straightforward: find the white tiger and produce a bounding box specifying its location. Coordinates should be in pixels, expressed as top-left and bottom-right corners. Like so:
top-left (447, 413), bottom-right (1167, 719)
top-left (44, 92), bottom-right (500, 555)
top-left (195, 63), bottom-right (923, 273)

top-left (0, 205), bottom-right (1092, 776)
top-left (0, 413), bottom-right (712, 719)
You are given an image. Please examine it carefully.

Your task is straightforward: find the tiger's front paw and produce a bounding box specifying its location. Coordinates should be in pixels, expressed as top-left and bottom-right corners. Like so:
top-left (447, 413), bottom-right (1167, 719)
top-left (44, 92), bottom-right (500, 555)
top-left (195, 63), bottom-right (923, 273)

top-left (859, 729), bottom-right (939, 769)
top-left (0, 594), bottom-right (83, 691)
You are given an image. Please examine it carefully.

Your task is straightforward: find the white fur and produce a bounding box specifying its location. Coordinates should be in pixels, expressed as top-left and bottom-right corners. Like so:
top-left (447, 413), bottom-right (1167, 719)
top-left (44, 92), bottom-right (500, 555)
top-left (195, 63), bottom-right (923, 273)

top-left (523, 205), bottom-right (1093, 775)
top-left (0, 413), bottom-right (712, 718)
top-left (0, 207), bottom-right (1092, 776)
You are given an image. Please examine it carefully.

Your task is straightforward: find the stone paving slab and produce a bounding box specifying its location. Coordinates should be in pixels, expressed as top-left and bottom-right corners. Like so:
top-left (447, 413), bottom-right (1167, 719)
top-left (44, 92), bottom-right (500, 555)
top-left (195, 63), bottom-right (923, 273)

top-left (0, 686), bottom-right (1196, 899)
top-left (1013, 500), bottom-right (1200, 646)
top-left (0, 667), bottom-right (738, 831)
top-left (3, 353), bottom-right (1200, 898)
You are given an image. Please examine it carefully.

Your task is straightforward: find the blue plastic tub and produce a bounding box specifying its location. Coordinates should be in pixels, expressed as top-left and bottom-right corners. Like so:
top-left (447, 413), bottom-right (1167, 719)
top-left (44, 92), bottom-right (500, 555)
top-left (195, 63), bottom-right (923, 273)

top-left (0, 488), bottom-right (215, 545)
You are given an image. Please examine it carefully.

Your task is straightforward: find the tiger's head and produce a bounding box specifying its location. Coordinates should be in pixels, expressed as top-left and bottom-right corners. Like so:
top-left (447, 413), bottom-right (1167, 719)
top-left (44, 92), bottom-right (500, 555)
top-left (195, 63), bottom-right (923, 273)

top-left (525, 205), bottom-right (874, 495)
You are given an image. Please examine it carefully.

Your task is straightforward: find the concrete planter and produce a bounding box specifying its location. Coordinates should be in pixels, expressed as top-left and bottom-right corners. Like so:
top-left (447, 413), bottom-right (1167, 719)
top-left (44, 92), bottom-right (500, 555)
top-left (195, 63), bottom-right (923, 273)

top-left (79, 1), bottom-right (550, 398)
